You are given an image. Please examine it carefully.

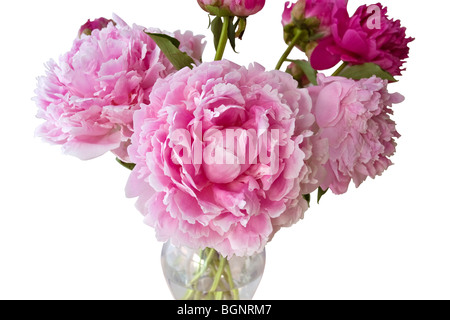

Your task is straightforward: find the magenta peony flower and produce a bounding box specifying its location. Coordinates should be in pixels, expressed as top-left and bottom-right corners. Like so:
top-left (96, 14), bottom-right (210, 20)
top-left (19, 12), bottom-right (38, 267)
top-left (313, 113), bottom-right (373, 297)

top-left (78, 17), bottom-right (114, 37)
top-left (126, 60), bottom-right (326, 257)
top-left (308, 74), bottom-right (404, 194)
top-left (197, 0), bottom-right (265, 17)
top-left (34, 15), bottom-right (206, 162)
top-left (310, 3), bottom-right (414, 76)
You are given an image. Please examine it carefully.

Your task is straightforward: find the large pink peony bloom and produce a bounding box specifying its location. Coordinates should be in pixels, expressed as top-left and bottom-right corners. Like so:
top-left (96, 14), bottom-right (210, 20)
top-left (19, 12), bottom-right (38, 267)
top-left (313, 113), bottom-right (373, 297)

top-left (126, 60), bottom-right (326, 257)
top-left (310, 3), bottom-right (414, 76)
top-left (308, 74), bottom-right (404, 195)
top-left (34, 15), bottom-right (206, 161)
top-left (198, 0), bottom-right (265, 17)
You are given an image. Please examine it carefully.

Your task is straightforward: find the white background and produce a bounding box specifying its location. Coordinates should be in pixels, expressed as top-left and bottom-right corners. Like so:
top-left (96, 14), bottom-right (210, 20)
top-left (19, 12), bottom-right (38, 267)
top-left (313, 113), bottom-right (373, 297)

top-left (0, 0), bottom-right (448, 300)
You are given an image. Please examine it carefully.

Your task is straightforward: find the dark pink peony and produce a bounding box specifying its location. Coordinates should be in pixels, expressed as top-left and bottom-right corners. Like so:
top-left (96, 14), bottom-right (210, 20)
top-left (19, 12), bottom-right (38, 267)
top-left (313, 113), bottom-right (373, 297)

top-left (34, 15), bottom-right (205, 161)
top-left (126, 60), bottom-right (327, 257)
top-left (310, 3), bottom-right (414, 76)
top-left (308, 74), bottom-right (404, 194)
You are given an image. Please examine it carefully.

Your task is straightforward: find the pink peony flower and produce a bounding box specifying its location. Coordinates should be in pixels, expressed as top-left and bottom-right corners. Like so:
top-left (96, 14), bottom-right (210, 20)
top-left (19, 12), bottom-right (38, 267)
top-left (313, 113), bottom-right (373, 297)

top-left (310, 3), bottom-right (414, 76)
top-left (34, 15), bottom-right (206, 162)
top-left (308, 74), bottom-right (404, 194)
top-left (282, 3), bottom-right (294, 26)
top-left (126, 60), bottom-right (326, 257)
top-left (198, 0), bottom-right (265, 17)
top-left (78, 17), bottom-right (114, 37)
top-left (172, 30), bottom-right (206, 66)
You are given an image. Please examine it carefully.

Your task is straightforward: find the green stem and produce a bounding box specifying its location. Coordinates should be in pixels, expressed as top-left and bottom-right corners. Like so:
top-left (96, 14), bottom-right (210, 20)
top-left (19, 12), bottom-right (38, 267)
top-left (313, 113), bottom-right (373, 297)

top-left (332, 62), bottom-right (348, 76)
top-left (182, 249), bottom-right (208, 300)
top-left (225, 263), bottom-right (240, 300)
top-left (215, 16), bottom-right (231, 61)
top-left (209, 256), bottom-right (226, 293)
top-left (275, 30), bottom-right (303, 71)
top-left (182, 289), bottom-right (194, 301)
top-left (182, 248), bottom-right (239, 300)
top-left (189, 248), bottom-right (215, 285)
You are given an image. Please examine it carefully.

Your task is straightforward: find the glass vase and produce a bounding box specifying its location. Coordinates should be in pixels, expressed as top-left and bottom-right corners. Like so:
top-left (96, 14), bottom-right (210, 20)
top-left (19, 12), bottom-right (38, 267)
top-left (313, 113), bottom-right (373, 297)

top-left (161, 242), bottom-right (266, 300)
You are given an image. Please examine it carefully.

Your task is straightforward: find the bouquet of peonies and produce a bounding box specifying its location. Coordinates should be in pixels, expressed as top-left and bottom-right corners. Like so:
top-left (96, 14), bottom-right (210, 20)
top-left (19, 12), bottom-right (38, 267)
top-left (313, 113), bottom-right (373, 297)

top-left (34, 0), bottom-right (413, 300)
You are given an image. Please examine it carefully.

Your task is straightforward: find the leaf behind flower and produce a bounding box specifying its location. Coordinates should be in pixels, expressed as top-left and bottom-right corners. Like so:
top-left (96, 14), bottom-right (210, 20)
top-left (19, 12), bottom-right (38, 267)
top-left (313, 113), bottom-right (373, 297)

top-left (303, 194), bottom-right (311, 207)
top-left (146, 33), bottom-right (195, 70)
top-left (338, 63), bottom-right (397, 82)
top-left (289, 60), bottom-right (318, 85)
top-left (317, 187), bottom-right (328, 204)
top-left (116, 158), bottom-right (136, 171)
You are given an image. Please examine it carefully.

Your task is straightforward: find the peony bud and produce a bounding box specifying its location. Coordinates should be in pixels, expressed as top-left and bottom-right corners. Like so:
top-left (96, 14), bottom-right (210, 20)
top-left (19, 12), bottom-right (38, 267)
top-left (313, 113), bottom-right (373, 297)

top-left (78, 17), bottom-right (115, 37)
top-left (282, 0), bottom-right (347, 50)
top-left (197, 0), bottom-right (265, 17)
top-left (286, 62), bottom-right (310, 87)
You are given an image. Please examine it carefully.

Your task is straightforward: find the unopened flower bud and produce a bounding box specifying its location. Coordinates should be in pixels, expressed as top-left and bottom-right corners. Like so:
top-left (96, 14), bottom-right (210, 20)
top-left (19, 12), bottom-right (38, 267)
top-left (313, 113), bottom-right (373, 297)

top-left (78, 17), bottom-right (115, 38)
top-left (286, 61), bottom-right (310, 87)
top-left (282, 0), bottom-right (347, 51)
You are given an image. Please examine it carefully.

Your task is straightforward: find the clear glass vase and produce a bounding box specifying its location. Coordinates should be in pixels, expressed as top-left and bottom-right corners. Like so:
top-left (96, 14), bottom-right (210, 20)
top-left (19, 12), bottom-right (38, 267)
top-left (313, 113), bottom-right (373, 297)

top-left (161, 242), bottom-right (266, 300)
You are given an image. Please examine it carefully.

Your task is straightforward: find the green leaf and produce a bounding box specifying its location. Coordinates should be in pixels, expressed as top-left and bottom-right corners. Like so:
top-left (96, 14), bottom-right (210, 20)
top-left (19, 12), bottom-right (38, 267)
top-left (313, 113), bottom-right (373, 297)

top-left (303, 194), bottom-right (311, 207)
top-left (116, 158), bottom-right (136, 171)
top-left (211, 16), bottom-right (223, 51)
top-left (149, 33), bottom-right (180, 49)
top-left (208, 15), bottom-right (213, 29)
top-left (228, 17), bottom-right (237, 53)
top-left (146, 32), bottom-right (195, 70)
top-left (338, 63), bottom-right (397, 82)
top-left (236, 17), bottom-right (247, 40)
top-left (317, 187), bottom-right (328, 204)
top-left (290, 60), bottom-right (318, 85)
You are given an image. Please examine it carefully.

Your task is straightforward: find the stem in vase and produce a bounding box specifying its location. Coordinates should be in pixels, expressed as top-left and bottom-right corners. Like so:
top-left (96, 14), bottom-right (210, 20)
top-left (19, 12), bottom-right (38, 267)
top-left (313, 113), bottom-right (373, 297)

top-left (182, 247), bottom-right (240, 300)
top-left (209, 256), bottom-right (226, 293)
